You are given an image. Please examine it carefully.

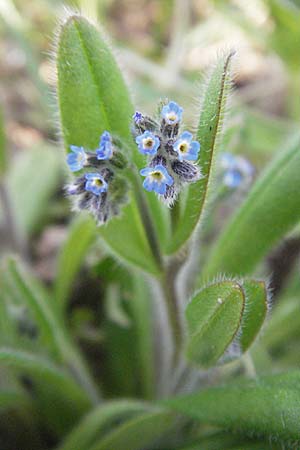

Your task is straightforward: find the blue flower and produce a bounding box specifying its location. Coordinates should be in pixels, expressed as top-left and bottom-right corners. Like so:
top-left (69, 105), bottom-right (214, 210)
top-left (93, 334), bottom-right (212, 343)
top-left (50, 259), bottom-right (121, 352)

top-left (223, 170), bottom-right (243, 188)
top-left (136, 130), bottom-right (160, 156)
top-left (133, 111), bottom-right (143, 124)
top-left (220, 152), bottom-right (236, 171)
top-left (140, 164), bottom-right (173, 195)
top-left (85, 173), bottom-right (108, 195)
top-left (67, 146), bottom-right (87, 172)
top-left (220, 152), bottom-right (254, 188)
top-left (173, 131), bottom-right (200, 161)
top-left (96, 131), bottom-right (113, 160)
top-left (161, 101), bottom-right (183, 125)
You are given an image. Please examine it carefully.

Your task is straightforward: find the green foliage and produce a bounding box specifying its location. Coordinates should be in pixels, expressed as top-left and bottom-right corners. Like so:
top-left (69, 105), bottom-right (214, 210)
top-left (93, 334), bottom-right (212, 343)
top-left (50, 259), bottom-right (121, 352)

top-left (88, 408), bottom-right (175, 450)
top-left (186, 280), bottom-right (245, 367)
top-left (59, 400), bottom-right (151, 450)
top-left (4, 146), bottom-right (62, 235)
top-left (203, 133), bottom-right (300, 277)
top-left (1, 4), bottom-right (300, 449)
top-left (239, 280), bottom-right (268, 352)
top-left (54, 214), bottom-right (97, 311)
top-left (166, 371), bottom-right (300, 441)
top-left (167, 52), bottom-right (233, 253)
top-left (56, 14), bottom-right (160, 274)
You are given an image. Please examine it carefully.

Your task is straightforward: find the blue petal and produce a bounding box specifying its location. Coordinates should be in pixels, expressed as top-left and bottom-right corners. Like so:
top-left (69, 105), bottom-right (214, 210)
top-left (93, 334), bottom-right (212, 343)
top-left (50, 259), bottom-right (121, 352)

top-left (155, 181), bottom-right (167, 195)
top-left (143, 178), bottom-right (155, 191)
top-left (180, 131), bottom-right (193, 141)
top-left (224, 170), bottom-right (242, 188)
top-left (140, 167), bottom-right (153, 176)
top-left (70, 145), bottom-right (82, 154)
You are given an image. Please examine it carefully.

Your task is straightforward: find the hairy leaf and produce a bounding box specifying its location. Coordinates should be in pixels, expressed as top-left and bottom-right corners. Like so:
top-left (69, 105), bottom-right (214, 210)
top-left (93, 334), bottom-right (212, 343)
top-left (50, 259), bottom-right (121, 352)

top-left (185, 280), bottom-right (244, 367)
top-left (203, 133), bottom-right (300, 277)
top-left (239, 280), bottom-right (268, 352)
top-left (56, 14), bottom-right (160, 274)
top-left (166, 371), bottom-right (300, 441)
top-left (166, 52), bottom-right (233, 253)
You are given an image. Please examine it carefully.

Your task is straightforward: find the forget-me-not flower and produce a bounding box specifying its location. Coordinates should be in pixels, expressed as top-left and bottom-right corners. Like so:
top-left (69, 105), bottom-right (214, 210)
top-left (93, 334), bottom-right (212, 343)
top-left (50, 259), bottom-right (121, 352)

top-left (161, 101), bottom-right (183, 125)
top-left (96, 131), bottom-right (113, 160)
top-left (67, 146), bottom-right (87, 172)
top-left (85, 172), bottom-right (108, 195)
top-left (133, 111), bottom-right (143, 124)
top-left (136, 130), bottom-right (160, 156)
top-left (220, 152), bottom-right (254, 189)
top-left (140, 164), bottom-right (173, 195)
top-left (174, 131), bottom-right (200, 161)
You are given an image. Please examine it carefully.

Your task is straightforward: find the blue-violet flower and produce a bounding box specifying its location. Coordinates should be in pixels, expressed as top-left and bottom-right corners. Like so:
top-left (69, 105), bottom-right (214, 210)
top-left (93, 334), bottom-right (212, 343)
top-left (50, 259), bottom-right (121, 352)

top-left (96, 131), bottom-right (113, 160)
top-left (136, 130), bottom-right (160, 156)
top-left (174, 131), bottom-right (200, 161)
top-left (140, 164), bottom-right (173, 195)
top-left (161, 101), bottom-right (183, 125)
top-left (85, 173), bottom-right (108, 195)
top-left (67, 146), bottom-right (87, 172)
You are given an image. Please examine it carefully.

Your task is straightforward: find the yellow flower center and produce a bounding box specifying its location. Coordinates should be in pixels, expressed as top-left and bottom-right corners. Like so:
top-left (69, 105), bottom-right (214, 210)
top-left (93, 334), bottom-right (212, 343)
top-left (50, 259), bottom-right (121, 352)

top-left (167, 113), bottom-right (177, 122)
top-left (143, 138), bottom-right (154, 148)
top-left (151, 171), bottom-right (163, 181)
top-left (179, 142), bottom-right (189, 153)
top-left (93, 178), bottom-right (103, 187)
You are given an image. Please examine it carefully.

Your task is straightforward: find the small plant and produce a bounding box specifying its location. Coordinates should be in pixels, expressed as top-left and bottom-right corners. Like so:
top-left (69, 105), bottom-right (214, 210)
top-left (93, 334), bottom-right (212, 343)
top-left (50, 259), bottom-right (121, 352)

top-left (1, 9), bottom-right (300, 450)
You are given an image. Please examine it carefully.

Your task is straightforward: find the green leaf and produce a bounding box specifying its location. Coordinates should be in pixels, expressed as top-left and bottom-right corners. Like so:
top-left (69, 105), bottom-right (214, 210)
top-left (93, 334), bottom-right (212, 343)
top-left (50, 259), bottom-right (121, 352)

top-left (0, 105), bottom-right (7, 175)
top-left (54, 214), bottom-right (96, 311)
top-left (4, 257), bottom-right (100, 402)
top-left (88, 408), bottom-right (175, 450)
top-left (59, 400), bottom-right (151, 450)
top-left (130, 275), bottom-right (155, 399)
top-left (203, 133), bottom-right (300, 278)
top-left (166, 371), bottom-right (300, 441)
top-left (185, 281), bottom-right (244, 367)
top-left (239, 280), bottom-right (268, 352)
top-left (0, 347), bottom-right (91, 435)
top-left (166, 52), bottom-right (233, 253)
top-left (56, 14), bottom-right (159, 274)
top-left (0, 348), bottom-right (90, 412)
top-left (5, 145), bottom-right (62, 235)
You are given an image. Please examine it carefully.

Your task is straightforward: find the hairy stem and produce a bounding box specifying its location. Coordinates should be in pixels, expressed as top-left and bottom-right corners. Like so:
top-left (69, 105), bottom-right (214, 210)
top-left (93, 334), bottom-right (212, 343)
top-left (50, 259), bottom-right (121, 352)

top-left (161, 259), bottom-right (183, 369)
top-left (132, 171), bottom-right (163, 270)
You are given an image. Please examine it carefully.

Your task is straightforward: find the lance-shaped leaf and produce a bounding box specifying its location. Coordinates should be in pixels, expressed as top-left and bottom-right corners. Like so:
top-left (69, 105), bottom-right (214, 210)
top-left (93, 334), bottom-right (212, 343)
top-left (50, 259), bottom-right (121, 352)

top-left (166, 371), bottom-right (300, 441)
top-left (59, 400), bottom-right (152, 450)
top-left (185, 280), bottom-right (244, 367)
top-left (54, 214), bottom-right (96, 311)
top-left (88, 408), bottom-right (175, 450)
top-left (203, 133), bottom-right (300, 278)
top-left (239, 279), bottom-right (268, 352)
top-left (166, 52), bottom-right (233, 253)
top-left (4, 257), bottom-right (100, 402)
top-left (56, 14), bottom-right (160, 274)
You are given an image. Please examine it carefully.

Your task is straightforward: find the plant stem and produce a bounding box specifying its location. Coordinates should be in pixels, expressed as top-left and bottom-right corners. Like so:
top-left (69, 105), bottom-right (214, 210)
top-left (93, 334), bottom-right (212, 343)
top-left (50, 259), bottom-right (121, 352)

top-left (161, 259), bottom-right (183, 368)
top-left (132, 172), bottom-right (163, 270)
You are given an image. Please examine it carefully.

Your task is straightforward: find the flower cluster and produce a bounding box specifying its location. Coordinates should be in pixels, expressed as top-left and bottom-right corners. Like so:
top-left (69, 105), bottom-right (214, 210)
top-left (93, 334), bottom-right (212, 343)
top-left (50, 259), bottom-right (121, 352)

top-left (132, 101), bottom-right (201, 205)
top-left (219, 152), bottom-right (254, 189)
top-left (65, 131), bottom-right (128, 225)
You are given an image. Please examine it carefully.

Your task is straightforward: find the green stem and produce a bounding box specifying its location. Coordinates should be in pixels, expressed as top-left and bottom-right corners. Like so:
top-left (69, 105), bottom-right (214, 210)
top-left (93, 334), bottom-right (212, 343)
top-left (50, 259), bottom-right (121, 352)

top-left (131, 170), bottom-right (163, 270)
top-left (161, 260), bottom-right (183, 367)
